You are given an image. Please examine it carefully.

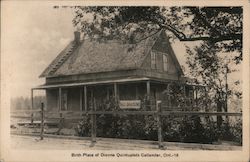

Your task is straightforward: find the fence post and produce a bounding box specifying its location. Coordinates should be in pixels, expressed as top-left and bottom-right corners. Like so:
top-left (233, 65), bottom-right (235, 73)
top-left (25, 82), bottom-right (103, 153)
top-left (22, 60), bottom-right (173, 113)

top-left (31, 113), bottom-right (34, 124)
top-left (31, 89), bottom-right (34, 110)
top-left (57, 112), bottom-right (64, 135)
top-left (40, 102), bottom-right (44, 140)
top-left (157, 102), bottom-right (164, 149)
top-left (90, 93), bottom-right (96, 145)
top-left (93, 98), bottom-right (97, 141)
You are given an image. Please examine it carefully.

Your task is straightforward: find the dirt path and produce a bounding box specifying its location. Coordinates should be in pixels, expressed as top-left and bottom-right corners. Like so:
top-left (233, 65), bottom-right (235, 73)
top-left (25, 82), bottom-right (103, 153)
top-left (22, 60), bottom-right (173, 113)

top-left (11, 135), bottom-right (242, 150)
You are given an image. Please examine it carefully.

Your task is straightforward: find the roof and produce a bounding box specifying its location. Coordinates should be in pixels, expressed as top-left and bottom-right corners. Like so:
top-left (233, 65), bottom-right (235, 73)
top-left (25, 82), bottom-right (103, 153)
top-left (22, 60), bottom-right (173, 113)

top-left (40, 30), bottom-right (184, 78)
top-left (34, 76), bottom-right (203, 89)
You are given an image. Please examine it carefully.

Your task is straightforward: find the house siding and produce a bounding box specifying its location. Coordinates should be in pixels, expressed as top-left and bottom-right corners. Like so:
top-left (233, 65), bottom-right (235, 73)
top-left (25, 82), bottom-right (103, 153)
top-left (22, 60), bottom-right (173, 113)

top-left (141, 53), bottom-right (151, 70)
top-left (156, 52), bottom-right (163, 72)
top-left (46, 89), bottom-right (58, 111)
top-left (167, 53), bottom-right (178, 75)
top-left (140, 34), bottom-right (179, 77)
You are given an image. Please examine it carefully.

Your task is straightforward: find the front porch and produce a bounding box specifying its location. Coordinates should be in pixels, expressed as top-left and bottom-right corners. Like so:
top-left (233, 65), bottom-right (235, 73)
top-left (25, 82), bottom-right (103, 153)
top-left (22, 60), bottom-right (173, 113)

top-left (28, 77), bottom-right (212, 149)
top-left (31, 77), bottom-right (206, 113)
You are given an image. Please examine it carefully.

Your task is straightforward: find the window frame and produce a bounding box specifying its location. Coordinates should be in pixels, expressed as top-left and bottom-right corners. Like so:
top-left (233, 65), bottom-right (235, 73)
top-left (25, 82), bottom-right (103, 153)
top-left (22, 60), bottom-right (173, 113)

top-left (151, 51), bottom-right (157, 69)
top-left (61, 89), bottom-right (68, 111)
top-left (163, 54), bottom-right (168, 72)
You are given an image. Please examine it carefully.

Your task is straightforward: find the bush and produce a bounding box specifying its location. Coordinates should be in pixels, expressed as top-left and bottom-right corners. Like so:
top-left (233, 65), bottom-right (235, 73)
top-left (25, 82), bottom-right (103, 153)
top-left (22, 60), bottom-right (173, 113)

top-left (219, 118), bottom-right (242, 145)
top-left (162, 116), bottom-right (219, 144)
top-left (75, 114), bottom-right (242, 144)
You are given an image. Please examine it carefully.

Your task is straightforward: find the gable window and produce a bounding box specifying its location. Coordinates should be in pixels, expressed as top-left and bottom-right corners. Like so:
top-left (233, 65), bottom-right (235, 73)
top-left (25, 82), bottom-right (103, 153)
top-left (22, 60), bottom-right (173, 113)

top-left (151, 51), bottom-right (156, 69)
top-left (163, 54), bottom-right (168, 71)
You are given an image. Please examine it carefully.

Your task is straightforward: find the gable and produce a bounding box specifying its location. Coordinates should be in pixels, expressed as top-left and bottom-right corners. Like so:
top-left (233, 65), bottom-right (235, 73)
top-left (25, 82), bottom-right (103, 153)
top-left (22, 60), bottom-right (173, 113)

top-left (140, 30), bottom-right (184, 76)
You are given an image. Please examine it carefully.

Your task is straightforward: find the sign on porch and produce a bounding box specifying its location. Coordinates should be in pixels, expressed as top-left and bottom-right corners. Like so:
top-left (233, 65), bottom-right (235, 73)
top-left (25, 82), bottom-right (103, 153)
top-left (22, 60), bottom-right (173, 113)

top-left (119, 100), bottom-right (141, 109)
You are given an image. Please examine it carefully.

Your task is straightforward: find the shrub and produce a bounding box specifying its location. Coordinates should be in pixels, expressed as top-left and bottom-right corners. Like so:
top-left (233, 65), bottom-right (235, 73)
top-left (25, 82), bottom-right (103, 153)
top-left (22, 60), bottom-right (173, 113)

top-left (75, 114), bottom-right (242, 144)
top-left (219, 118), bottom-right (242, 145)
top-left (162, 116), bottom-right (219, 144)
top-left (74, 116), bottom-right (91, 137)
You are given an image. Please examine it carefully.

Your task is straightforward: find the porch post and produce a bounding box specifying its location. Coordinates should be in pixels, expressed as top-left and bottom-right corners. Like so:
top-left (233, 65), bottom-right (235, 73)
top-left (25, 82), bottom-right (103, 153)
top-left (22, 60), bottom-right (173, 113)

top-left (114, 83), bottom-right (117, 97)
top-left (80, 87), bottom-right (83, 111)
top-left (84, 85), bottom-right (87, 111)
top-left (195, 86), bottom-right (198, 108)
top-left (31, 89), bottom-right (34, 110)
top-left (114, 83), bottom-right (119, 108)
top-left (146, 81), bottom-right (150, 99)
top-left (90, 88), bottom-right (96, 143)
top-left (58, 87), bottom-right (62, 111)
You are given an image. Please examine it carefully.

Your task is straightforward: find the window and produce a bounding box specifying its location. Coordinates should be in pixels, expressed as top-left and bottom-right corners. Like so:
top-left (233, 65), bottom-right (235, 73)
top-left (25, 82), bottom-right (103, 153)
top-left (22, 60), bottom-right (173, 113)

top-left (61, 89), bottom-right (67, 111)
top-left (106, 86), bottom-right (114, 100)
top-left (151, 51), bottom-right (156, 69)
top-left (163, 54), bottom-right (168, 71)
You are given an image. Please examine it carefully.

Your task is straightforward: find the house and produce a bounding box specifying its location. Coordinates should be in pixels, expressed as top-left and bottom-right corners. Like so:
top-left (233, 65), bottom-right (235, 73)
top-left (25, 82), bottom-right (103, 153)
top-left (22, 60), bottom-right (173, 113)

top-left (32, 30), bottom-right (201, 113)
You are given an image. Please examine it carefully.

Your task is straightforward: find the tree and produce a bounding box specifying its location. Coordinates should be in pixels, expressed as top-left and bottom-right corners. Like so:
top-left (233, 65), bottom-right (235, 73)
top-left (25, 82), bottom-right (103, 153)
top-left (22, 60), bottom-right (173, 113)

top-left (72, 6), bottom-right (242, 63)
top-left (185, 41), bottom-right (242, 128)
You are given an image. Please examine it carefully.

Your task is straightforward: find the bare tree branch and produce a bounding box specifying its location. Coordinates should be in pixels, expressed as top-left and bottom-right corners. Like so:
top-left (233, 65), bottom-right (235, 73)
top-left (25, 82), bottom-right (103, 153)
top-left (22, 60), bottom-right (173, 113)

top-left (178, 34), bottom-right (242, 42)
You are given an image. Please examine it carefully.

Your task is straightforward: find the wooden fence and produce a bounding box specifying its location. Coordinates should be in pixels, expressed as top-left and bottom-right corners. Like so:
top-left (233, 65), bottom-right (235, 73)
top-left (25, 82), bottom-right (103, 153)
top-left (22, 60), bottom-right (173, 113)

top-left (11, 103), bottom-right (242, 149)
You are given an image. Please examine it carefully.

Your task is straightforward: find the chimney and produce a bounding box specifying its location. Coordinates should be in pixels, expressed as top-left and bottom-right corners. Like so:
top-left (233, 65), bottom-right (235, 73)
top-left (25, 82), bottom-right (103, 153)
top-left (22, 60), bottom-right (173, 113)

top-left (74, 31), bottom-right (80, 44)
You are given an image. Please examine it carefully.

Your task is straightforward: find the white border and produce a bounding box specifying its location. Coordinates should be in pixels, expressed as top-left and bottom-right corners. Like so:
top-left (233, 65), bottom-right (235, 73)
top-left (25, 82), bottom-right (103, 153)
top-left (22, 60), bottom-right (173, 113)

top-left (1, 1), bottom-right (249, 162)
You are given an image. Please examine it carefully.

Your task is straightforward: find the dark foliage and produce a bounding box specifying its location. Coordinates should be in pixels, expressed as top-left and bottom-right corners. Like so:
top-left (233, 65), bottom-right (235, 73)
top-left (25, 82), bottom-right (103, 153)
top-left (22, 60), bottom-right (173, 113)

top-left (71, 6), bottom-right (242, 63)
top-left (75, 116), bottom-right (91, 137)
top-left (75, 114), bottom-right (242, 144)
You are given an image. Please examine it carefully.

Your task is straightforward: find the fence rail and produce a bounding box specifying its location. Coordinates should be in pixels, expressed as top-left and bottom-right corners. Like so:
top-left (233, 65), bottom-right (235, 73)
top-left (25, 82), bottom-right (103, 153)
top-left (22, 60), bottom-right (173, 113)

top-left (11, 110), bottom-right (242, 118)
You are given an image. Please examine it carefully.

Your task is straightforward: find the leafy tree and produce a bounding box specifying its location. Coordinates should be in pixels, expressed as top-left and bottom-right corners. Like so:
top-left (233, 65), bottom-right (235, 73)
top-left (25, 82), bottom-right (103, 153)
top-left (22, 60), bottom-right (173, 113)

top-left (72, 6), bottom-right (242, 63)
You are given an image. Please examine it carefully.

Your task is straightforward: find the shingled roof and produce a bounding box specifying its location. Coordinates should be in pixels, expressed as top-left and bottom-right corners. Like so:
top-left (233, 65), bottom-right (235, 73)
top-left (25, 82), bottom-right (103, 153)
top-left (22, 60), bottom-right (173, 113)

top-left (40, 30), bottom-right (183, 78)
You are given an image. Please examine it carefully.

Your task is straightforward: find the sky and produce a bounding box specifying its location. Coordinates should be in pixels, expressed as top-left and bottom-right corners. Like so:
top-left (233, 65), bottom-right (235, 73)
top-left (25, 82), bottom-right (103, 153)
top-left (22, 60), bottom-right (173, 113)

top-left (2, 2), bottom-right (241, 98)
top-left (2, 2), bottom-right (76, 98)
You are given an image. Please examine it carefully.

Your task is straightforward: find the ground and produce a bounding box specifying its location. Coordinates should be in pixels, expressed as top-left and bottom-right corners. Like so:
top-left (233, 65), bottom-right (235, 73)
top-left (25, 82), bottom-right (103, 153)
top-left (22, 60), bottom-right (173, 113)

top-left (10, 121), bottom-right (242, 150)
top-left (11, 135), bottom-right (241, 150)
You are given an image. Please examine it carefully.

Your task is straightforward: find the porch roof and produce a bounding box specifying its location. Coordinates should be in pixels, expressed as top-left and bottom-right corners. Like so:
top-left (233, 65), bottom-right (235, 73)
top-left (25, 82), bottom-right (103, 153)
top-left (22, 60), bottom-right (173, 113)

top-left (33, 77), bottom-right (151, 89)
top-left (33, 76), bottom-right (205, 90)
